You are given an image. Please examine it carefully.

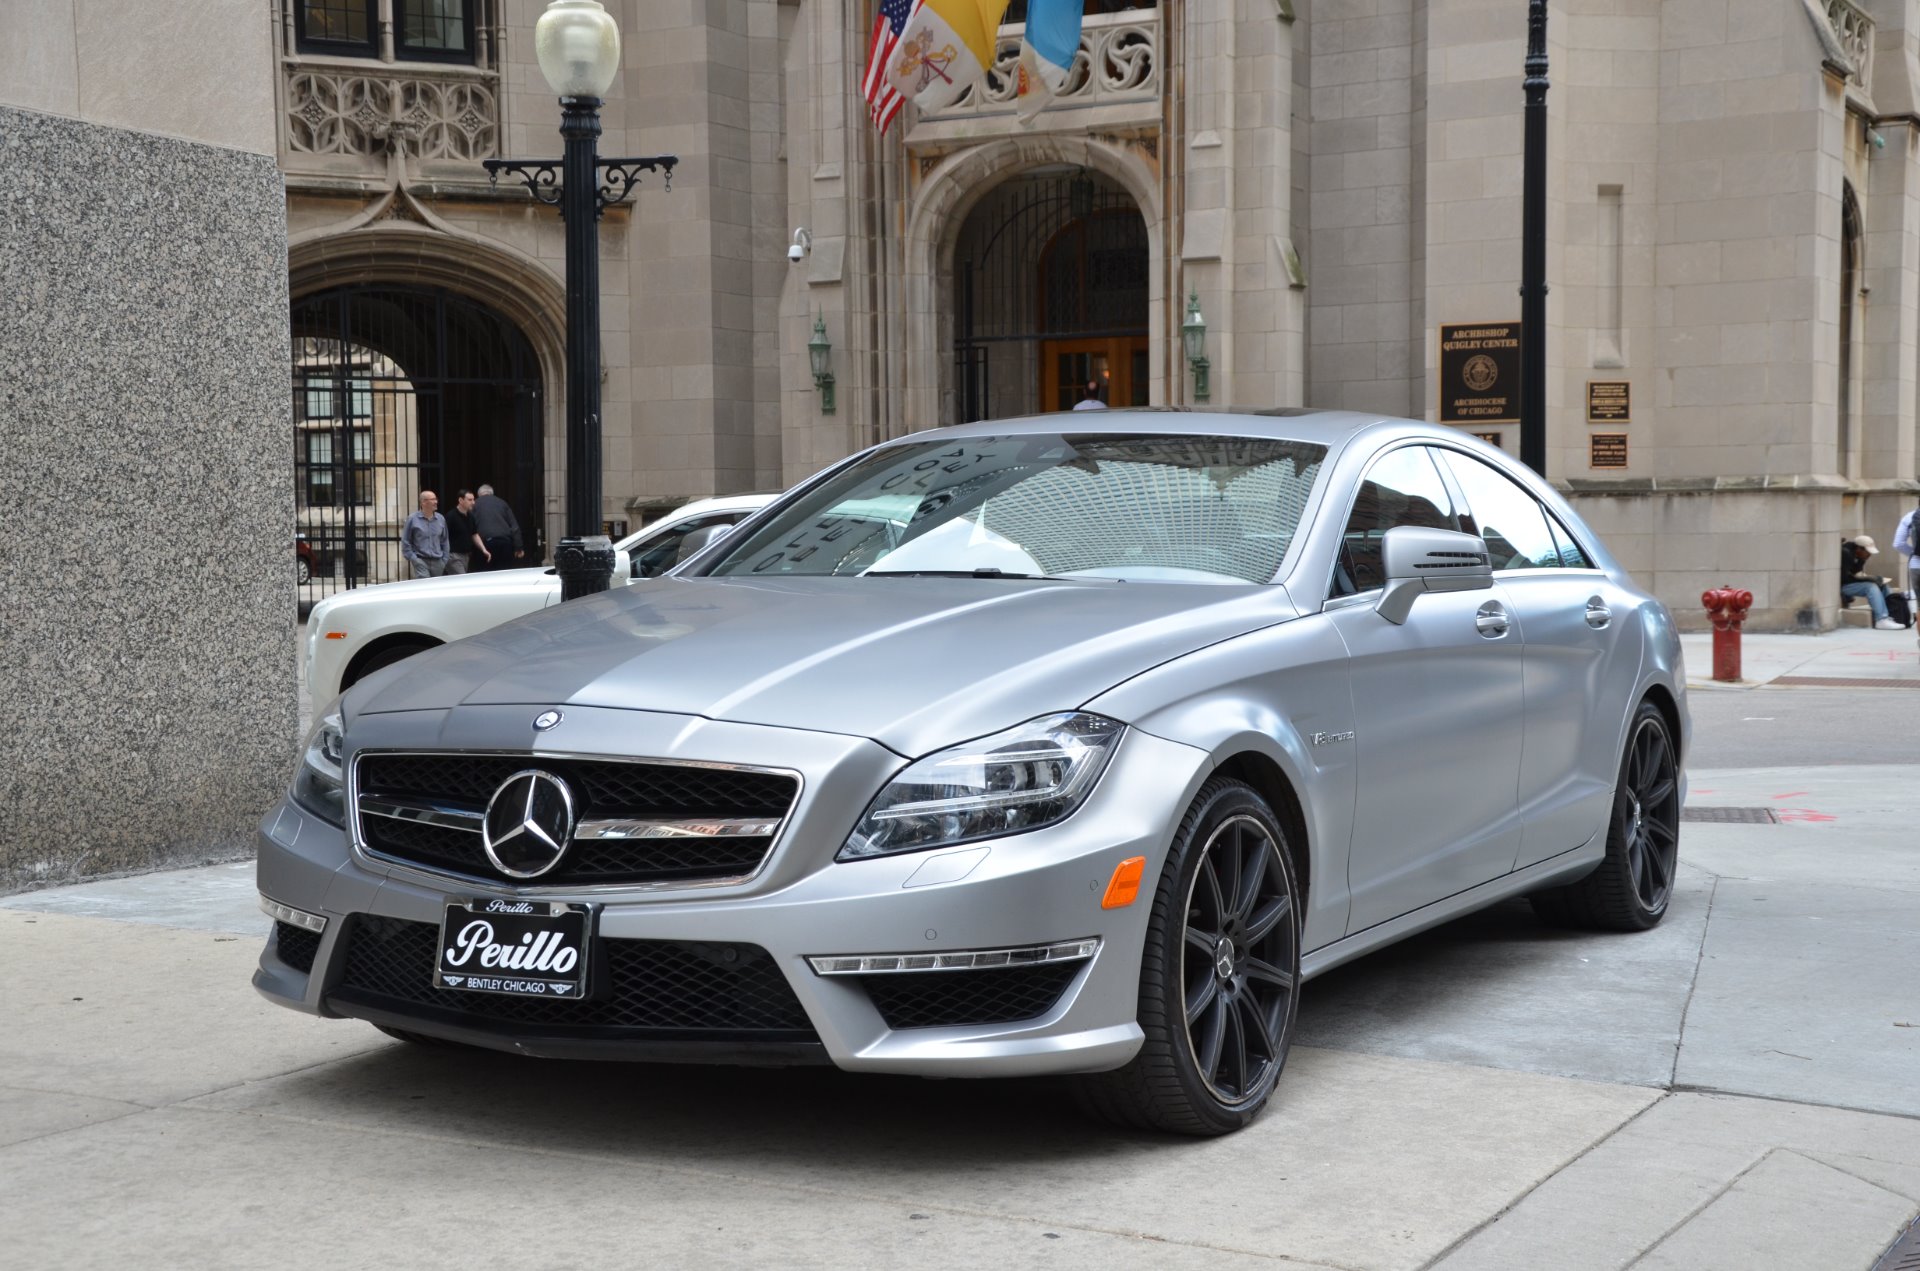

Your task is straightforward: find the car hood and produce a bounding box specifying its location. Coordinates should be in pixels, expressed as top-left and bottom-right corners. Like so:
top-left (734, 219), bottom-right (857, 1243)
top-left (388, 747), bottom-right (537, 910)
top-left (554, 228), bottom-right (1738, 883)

top-left (345, 576), bottom-right (1299, 757)
top-left (312, 566), bottom-right (559, 616)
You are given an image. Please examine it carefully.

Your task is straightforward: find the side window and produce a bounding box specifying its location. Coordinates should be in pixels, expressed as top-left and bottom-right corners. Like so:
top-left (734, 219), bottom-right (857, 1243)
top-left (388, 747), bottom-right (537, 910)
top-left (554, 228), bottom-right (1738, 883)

top-left (632, 513), bottom-right (741, 578)
top-left (1332, 446), bottom-right (1460, 596)
top-left (1546, 512), bottom-right (1594, 569)
top-left (1437, 452), bottom-right (1560, 571)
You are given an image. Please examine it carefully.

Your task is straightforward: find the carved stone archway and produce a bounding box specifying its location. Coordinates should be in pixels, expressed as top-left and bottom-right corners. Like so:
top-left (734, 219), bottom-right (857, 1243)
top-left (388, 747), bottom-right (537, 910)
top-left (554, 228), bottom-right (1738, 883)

top-left (904, 134), bottom-right (1164, 430)
top-left (287, 223), bottom-right (571, 551)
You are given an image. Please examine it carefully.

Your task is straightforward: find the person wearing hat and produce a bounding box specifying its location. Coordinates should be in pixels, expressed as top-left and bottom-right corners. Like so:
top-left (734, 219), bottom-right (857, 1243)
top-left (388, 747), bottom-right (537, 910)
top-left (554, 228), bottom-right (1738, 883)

top-left (1841, 535), bottom-right (1902, 629)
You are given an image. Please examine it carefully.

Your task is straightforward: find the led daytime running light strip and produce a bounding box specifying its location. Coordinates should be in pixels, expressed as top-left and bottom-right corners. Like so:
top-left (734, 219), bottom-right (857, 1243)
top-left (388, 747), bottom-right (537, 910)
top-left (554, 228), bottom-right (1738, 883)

top-left (259, 895), bottom-right (328, 934)
top-left (808, 937), bottom-right (1098, 976)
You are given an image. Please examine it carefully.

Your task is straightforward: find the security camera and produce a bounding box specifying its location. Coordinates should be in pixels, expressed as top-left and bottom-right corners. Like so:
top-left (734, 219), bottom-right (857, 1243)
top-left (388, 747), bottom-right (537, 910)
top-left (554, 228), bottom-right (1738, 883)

top-left (787, 242), bottom-right (805, 263)
top-left (788, 226), bottom-right (811, 264)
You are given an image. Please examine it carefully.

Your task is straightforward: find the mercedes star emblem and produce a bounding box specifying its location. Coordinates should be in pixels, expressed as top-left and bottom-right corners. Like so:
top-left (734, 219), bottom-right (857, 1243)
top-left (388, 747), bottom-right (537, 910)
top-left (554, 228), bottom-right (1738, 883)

top-left (481, 769), bottom-right (577, 879)
top-left (533, 709), bottom-right (563, 732)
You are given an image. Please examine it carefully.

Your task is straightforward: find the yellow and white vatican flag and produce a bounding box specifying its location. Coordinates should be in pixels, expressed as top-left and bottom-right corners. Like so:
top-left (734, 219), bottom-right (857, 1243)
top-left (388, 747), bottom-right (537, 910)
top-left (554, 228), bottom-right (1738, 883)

top-left (884, 0), bottom-right (1013, 114)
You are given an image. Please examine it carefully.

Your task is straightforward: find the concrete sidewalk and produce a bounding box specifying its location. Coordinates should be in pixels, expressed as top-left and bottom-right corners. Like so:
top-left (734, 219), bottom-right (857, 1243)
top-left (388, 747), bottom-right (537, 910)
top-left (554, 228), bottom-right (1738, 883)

top-left (6, 761), bottom-right (1917, 1269)
top-left (1682, 624), bottom-right (1920, 690)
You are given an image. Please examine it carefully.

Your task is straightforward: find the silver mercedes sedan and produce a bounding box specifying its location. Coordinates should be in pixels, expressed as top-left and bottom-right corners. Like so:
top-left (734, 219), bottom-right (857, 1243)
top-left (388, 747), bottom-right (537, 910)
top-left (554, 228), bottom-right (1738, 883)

top-left (256, 409), bottom-right (1687, 1136)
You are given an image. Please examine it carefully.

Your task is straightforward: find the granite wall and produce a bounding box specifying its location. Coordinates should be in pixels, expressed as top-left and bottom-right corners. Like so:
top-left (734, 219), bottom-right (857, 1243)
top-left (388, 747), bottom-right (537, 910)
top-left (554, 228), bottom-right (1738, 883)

top-left (0, 105), bottom-right (294, 890)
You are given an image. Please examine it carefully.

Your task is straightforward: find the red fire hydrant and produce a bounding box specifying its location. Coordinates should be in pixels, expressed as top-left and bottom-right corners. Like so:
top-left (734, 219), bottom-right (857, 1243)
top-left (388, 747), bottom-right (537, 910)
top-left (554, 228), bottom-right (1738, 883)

top-left (1701, 586), bottom-right (1754, 682)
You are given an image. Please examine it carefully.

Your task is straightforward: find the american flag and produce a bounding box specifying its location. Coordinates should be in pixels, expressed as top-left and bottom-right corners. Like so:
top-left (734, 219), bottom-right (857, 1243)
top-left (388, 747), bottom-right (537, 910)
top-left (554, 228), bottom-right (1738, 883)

top-left (863, 0), bottom-right (917, 134)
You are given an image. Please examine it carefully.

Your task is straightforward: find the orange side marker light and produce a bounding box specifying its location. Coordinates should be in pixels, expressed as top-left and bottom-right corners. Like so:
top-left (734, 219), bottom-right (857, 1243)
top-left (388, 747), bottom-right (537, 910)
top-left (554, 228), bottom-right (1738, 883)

top-left (324, 632), bottom-right (348, 640)
top-left (1101, 856), bottom-right (1146, 909)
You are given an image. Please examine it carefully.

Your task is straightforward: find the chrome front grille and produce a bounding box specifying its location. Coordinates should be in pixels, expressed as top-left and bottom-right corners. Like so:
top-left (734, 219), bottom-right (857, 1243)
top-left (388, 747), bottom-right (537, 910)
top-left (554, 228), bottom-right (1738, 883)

top-left (352, 752), bottom-right (799, 889)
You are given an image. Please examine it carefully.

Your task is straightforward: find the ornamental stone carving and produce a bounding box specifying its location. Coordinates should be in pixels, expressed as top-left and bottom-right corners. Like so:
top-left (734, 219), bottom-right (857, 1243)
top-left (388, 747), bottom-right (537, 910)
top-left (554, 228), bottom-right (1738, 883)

top-left (925, 10), bottom-right (1158, 120)
top-left (1824, 0), bottom-right (1874, 92)
top-left (287, 67), bottom-right (498, 160)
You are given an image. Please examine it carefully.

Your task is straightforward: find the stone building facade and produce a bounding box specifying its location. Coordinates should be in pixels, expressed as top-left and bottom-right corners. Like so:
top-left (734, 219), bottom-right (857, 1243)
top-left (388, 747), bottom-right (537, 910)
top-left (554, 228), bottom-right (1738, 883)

top-left (268, 0), bottom-right (1920, 630)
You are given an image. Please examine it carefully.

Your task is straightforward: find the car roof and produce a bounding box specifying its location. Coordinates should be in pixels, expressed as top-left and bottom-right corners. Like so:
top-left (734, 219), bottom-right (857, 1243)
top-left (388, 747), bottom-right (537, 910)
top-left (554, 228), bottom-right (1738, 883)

top-left (654, 492), bottom-right (779, 519)
top-left (890, 407), bottom-right (1409, 447)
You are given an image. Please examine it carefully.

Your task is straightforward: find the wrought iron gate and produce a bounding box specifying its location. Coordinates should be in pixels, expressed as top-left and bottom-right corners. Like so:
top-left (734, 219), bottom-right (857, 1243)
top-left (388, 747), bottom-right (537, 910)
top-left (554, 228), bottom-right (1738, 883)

top-left (952, 168), bottom-right (1148, 422)
top-left (290, 286), bottom-right (543, 599)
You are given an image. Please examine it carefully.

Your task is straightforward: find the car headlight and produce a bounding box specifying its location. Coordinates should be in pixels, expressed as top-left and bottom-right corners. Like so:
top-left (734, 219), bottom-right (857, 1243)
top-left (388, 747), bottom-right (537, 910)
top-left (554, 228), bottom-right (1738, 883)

top-left (838, 712), bottom-right (1125, 861)
top-left (291, 709), bottom-right (346, 827)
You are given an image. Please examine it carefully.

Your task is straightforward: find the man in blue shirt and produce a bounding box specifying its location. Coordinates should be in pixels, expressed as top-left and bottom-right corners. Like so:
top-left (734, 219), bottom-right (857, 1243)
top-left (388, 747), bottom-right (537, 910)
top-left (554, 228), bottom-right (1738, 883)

top-left (401, 490), bottom-right (450, 580)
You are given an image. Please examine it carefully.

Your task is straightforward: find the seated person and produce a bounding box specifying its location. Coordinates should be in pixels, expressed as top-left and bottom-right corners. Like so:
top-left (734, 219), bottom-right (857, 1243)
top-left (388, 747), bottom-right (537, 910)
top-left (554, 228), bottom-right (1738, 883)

top-left (1841, 535), bottom-right (1902, 629)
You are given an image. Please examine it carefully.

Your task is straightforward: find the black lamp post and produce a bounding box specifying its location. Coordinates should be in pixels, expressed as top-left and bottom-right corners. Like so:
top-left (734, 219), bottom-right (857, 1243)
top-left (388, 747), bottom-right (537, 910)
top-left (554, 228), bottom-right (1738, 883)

top-left (1520, 0), bottom-right (1549, 476)
top-left (484, 0), bottom-right (676, 601)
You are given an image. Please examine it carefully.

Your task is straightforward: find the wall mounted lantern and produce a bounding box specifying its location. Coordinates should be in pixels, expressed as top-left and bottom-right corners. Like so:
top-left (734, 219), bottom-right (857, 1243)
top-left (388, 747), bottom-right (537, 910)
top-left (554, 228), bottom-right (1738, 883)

top-left (808, 310), bottom-right (836, 414)
top-left (1181, 289), bottom-right (1210, 402)
top-left (1069, 168), bottom-right (1095, 219)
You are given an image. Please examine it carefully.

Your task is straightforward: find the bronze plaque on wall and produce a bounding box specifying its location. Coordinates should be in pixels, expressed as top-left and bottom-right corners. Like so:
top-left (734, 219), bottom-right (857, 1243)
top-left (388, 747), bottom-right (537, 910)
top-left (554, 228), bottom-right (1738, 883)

top-left (1586, 381), bottom-right (1630, 423)
top-left (1590, 433), bottom-right (1629, 469)
top-left (1471, 431), bottom-right (1504, 449)
top-left (1439, 323), bottom-right (1521, 423)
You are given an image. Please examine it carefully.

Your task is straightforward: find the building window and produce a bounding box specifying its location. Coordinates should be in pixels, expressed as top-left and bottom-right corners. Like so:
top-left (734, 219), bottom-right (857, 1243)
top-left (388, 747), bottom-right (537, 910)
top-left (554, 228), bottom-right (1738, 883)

top-left (294, 0), bottom-right (475, 63)
top-left (297, 370), bottom-right (375, 508)
top-left (1002, 0), bottom-right (1155, 21)
top-left (1839, 184), bottom-right (1862, 477)
top-left (300, 429), bottom-right (374, 507)
top-left (400, 0), bottom-right (473, 59)
top-left (296, 0), bottom-right (377, 56)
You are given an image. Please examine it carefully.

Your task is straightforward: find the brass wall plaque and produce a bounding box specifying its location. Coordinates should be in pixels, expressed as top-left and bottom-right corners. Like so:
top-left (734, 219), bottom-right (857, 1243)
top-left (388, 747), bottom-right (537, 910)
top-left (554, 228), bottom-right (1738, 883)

top-left (1586, 380), bottom-right (1630, 423)
top-left (1439, 322), bottom-right (1521, 423)
top-left (1590, 433), bottom-right (1629, 469)
top-left (1471, 431), bottom-right (1504, 449)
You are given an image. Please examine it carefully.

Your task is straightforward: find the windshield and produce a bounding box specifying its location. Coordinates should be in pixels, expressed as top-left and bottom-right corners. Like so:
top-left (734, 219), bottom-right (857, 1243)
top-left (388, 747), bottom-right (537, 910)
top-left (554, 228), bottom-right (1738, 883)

top-left (705, 433), bottom-right (1327, 584)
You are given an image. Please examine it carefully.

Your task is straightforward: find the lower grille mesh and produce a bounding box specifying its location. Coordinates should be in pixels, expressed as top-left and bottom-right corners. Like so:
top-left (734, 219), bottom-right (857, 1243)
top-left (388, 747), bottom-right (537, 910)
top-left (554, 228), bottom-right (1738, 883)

top-left (274, 922), bottom-right (320, 974)
top-left (861, 963), bottom-right (1083, 1030)
top-left (330, 915), bottom-right (816, 1039)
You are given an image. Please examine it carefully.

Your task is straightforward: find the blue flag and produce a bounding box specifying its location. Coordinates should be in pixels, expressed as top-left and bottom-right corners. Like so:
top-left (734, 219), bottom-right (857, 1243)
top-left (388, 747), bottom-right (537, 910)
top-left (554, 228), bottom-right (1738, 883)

top-left (1018, 0), bottom-right (1084, 121)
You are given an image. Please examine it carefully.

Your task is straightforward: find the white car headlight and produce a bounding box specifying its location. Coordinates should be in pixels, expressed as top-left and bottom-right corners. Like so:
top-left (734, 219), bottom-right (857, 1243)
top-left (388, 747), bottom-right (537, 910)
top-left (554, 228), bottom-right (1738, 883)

top-left (291, 709), bottom-right (346, 827)
top-left (839, 713), bottom-right (1124, 861)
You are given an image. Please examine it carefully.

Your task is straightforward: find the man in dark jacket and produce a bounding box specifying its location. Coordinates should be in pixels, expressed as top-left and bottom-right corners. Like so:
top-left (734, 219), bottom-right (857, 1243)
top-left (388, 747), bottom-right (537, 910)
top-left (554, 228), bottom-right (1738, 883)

top-left (444, 489), bottom-right (485, 574)
top-left (1842, 535), bottom-right (1901, 629)
top-left (472, 483), bottom-right (524, 570)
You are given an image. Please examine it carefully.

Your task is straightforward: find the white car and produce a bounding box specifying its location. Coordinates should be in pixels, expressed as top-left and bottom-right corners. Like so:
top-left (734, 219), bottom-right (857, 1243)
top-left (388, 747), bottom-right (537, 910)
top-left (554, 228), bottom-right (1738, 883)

top-left (304, 493), bottom-right (775, 702)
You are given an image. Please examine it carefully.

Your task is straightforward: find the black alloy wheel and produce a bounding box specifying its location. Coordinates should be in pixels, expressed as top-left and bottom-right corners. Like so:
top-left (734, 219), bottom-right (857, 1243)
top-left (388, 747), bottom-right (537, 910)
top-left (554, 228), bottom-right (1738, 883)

top-left (1531, 700), bottom-right (1680, 931)
top-left (1075, 778), bottom-right (1301, 1136)
top-left (1621, 713), bottom-right (1681, 912)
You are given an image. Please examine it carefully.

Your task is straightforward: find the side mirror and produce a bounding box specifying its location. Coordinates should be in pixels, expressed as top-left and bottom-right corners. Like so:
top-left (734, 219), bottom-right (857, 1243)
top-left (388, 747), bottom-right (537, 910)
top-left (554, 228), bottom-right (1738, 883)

top-left (1376, 526), bottom-right (1492, 625)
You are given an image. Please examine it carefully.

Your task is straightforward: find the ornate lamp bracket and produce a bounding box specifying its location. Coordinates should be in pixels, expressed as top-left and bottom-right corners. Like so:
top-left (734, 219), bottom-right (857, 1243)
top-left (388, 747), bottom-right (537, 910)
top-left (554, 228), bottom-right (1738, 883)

top-left (484, 155), bottom-right (677, 216)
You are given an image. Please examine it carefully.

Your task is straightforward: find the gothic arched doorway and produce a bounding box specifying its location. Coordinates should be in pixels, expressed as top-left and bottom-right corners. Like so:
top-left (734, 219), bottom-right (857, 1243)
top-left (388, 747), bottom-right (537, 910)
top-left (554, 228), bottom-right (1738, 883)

top-left (951, 168), bottom-right (1149, 420)
top-left (290, 285), bottom-right (544, 594)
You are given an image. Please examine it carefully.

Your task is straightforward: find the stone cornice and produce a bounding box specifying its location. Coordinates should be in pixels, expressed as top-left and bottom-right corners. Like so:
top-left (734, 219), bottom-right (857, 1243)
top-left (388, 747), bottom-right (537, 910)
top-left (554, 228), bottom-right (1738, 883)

top-left (1554, 474), bottom-right (1904, 496)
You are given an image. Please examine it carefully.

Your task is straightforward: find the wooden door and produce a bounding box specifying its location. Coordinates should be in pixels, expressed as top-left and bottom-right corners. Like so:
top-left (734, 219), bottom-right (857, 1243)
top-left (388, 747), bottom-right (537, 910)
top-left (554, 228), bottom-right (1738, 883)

top-left (1041, 337), bottom-right (1149, 412)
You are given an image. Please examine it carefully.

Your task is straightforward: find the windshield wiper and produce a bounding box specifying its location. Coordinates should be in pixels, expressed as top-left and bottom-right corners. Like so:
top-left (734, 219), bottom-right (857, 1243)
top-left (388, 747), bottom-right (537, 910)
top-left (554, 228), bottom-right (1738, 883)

top-left (866, 568), bottom-right (1083, 581)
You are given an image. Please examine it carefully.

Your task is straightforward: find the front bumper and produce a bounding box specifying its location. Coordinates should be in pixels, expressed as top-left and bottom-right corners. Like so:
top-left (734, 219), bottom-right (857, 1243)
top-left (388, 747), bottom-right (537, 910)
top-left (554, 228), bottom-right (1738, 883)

top-left (255, 708), bottom-right (1211, 1078)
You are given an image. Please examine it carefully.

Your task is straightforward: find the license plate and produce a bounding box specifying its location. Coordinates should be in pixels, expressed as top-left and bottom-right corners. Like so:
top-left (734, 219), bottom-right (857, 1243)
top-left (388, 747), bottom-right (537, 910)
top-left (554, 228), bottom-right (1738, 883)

top-left (435, 900), bottom-right (591, 998)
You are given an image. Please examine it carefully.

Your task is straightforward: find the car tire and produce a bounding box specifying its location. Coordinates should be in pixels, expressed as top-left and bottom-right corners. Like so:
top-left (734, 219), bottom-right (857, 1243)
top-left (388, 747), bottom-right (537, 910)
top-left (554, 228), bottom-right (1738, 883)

top-left (296, 558), bottom-right (312, 585)
top-left (1529, 700), bottom-right (1680, 932)
top-left (1073, 777), bottom-right (1302, 1136)
top-left (343, 640), bottom-right (435, 689)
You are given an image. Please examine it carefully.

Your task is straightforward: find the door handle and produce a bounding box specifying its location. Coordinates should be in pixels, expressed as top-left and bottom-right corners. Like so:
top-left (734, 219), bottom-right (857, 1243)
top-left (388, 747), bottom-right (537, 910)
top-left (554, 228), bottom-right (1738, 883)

top-left (1475, 601), bottom-right (1509, 638)
top-left (1585, 597), bottom-right (1612, 629)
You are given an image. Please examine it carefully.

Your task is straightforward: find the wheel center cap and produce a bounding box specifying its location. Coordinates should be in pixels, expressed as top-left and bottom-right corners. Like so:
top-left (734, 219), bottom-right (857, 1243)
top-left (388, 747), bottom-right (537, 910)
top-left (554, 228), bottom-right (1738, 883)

top-left (1213, 936), bottom-right (1236, 981)
top-left (1626, 791), bottom-right (1643, 839)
